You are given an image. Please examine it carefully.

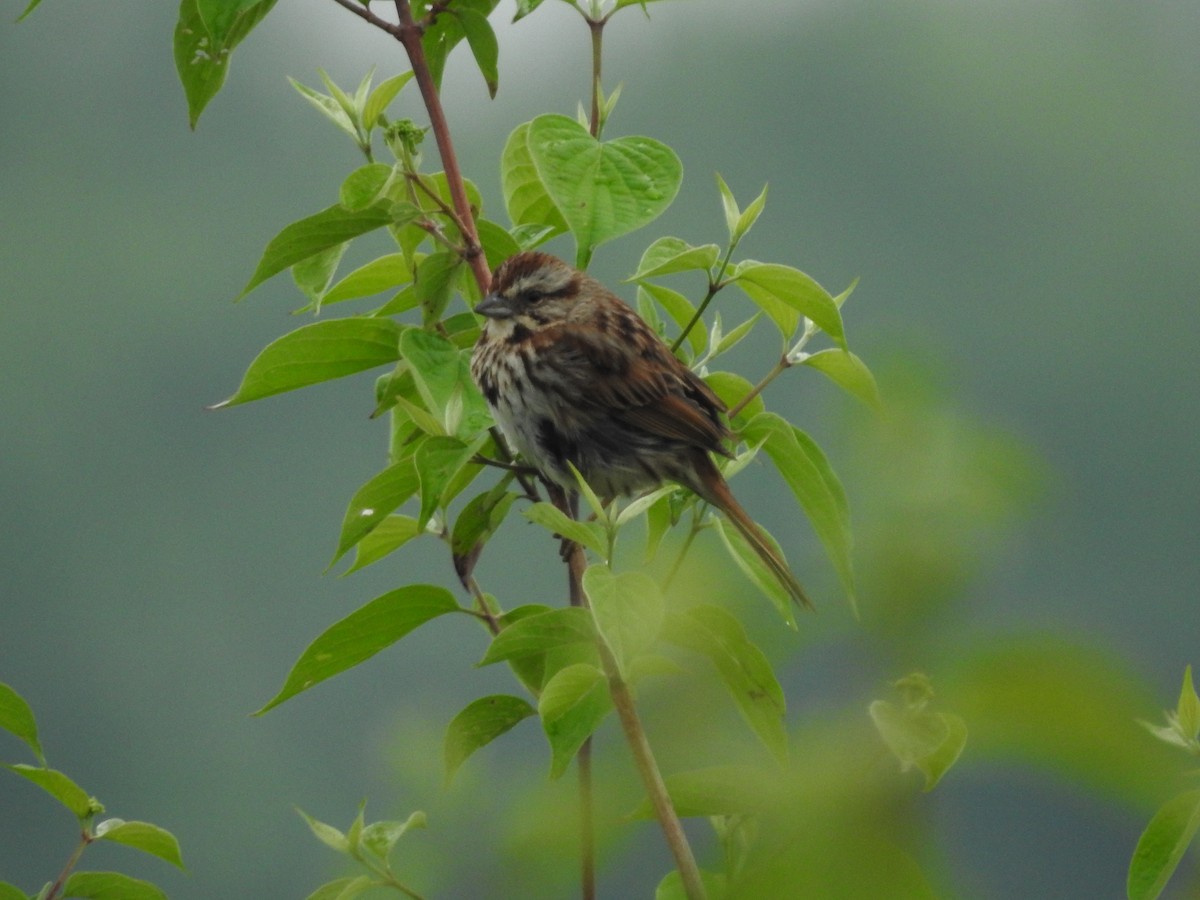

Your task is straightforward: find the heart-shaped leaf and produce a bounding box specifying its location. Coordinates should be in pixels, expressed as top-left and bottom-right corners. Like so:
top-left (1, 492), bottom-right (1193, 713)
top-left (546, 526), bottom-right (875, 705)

top-left (525, 114), bottom-right (681, 266)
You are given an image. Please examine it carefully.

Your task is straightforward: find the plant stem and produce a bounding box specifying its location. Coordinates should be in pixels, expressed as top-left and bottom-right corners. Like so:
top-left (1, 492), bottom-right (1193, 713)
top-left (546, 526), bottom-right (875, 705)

top-left (672, 241), bottom-right (738, 354)
top-left (599, 640), bottom-right (707, 900)
top-left (391, 0), bottom-right (491, 293)
top-left (45, 830), bottom-right (91, 900)
top-left (727, 354), bottom-right (790, 420)
top-left (588, 18), bottom-right (604, 138)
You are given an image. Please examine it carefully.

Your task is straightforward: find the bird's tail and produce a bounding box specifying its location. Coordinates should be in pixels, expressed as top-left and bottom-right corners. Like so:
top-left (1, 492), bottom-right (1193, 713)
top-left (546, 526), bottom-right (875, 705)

top-left (688, 457), bottom-right (814, 610)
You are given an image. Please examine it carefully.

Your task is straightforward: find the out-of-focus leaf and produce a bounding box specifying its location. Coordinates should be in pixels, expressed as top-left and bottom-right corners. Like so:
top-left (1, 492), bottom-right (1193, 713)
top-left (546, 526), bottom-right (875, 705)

top-left (304, 876), bottom-right (374, 900)
top-left (583, 566), bottom-right (664, 675)
top-left (443, 695), bottom-right (536, 783)
top-left (296, 808), bottom-right (350, 855)
top-left (0, 682), bottom-right (44, 763)
top-left (663, 605), bottom-right (789, 763)
top-left (255, 585), bottom-right (461, 714)
top-left (212, 318), bottom-right (402, 409)
top-left (539, 663), bottom-right (611, 778)
top-left (869, 700), bottom-right (967, 791)
top-left (60, 872), bottom-right (167, 900)
top-left (0, 882), bottom-right (26, 900)
top-left (712, 518), bottom-right (798, 628)
top-left (361, 810), bottom-right (425, 860)
top-left (742, 412), bottom-right (856, 609)
top-left (655, 869), bottom-right (727, 900)
top-left (629, 765), bottom-right (772, 819)
top-left (1127, 790), bottom-right (1200, 900)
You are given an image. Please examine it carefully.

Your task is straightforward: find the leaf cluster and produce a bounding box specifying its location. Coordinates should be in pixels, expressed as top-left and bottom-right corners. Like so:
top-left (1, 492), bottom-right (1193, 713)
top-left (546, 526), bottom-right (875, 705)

top-left (0, 683), bottom-right (183, 900)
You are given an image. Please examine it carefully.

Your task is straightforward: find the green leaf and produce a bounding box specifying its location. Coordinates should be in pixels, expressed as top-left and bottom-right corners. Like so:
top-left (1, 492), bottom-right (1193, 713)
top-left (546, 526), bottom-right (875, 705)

top-left (0, 682), bottom-right (44, 764)
top-left (331, 458), bottom-right (420, 568)
top-left (637, 284), bottom-right (704, 357)
top-left (296, 808), bottom-right (350, 855)
top-left (400, 329), bottom-right (491, 440)
top-left (443, 695), bottom-right (536, 784)
top-left (715, 173), bottom-right (741, 243)
top-left (414, 435), bottom-right (482, 528)
top-left (704, 371), bottom-right (764, 428)
top-left (94, 820), bottom-right (185, 870)
top-left (413, 252), bottom-right (463, 325)
top-left (539, 663), bottom-right (611, 778)
top-left (363, 72), bottom-right (415, 128)
top-left (361, 810), bottom-right (425, 860)
top-left (512, 0), bottom-right (546, 20)
top-left (629, 236), bottom-right (720, 281)
top-left (0, 882), bottom-right (26, 900)
top-left (5, 765), bottom-right (91, 818)
top-left (662, 606), bottom-right (789, 764)
top-left (16, 0), bottom-right (43, 22)
top-left (174, 0), bottom-right (278, 128)
top-left (655, 869), bottom-right (727, 900)
top-left (212, 317), bottom-right (402, 408)
top-left (323, 254), bottom-right (413, 307)
top-left (869, 701), bottom-right (967, 791)
top-left (629, 765), bottom-right (771, 819)
top-left (501, 121), bottom-right (568, 235)
top-left (304, 877), bottom-right (375, 900)
top-left (711, 517), bottom-right (797, 629)
top-left (476, 218), bottom-right (523, 271)
top-left (345, 515), bottom-right (423, 574)
top-left (522, 503), bottom-right (608, 558)
top-left (451, 488), bottom-right (518, 583)
top-left (292, 242), bottom-right (347, 306)
top-left (799, 348), bottom-right (881, 410)
top-left (1177, 665), bottom-right (1200, 742)
top-left (742, 412), bottom-right (856, 608)
top-left (478, 607), bottom-right (596, 666)
top-left (736, 184), bottom-right (769, 243)
top-left (712, 314), bottom-right (761, 358)
top-left (289, 77), bottom-right (359, 141)
top-left (1128, 790), bottom-right (1200, 900)
top-left (583, 566), bottom-right (664, 676)
top-left (339, 164), bottom-right (393, 211)
top-left (255, 585), bottom-right (461, 714)
top-left (734, 261), bottom-right (845, 346)
top-left (238, 204), bottom-right (395, 299)
top-left (525, 114), bottom-right (682, 266)
top-left (60, 872), bottom-right (167, 900)
top-left (454, 8), bottom-right (499, 98)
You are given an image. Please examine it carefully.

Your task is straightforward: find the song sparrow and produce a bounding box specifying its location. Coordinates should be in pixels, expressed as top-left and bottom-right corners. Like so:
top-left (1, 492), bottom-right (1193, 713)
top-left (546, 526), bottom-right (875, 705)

top-left (471, 251), bottom-right (811, 608)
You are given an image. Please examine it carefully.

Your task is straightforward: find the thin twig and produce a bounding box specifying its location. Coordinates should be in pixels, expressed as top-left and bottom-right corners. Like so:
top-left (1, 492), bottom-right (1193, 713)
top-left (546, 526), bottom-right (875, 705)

top-left (588, 19), bottom-right (604, 138)
top-left (329, 0), bottom-right (403, 37)
top-left (393, 0), bottom-right (491, 293)
top-left (727, 355), bottom-right (790, 420)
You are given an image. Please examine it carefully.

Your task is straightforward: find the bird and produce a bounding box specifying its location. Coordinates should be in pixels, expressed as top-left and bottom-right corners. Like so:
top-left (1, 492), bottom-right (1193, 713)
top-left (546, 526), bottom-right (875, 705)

top-left (470, 250), bottom-right (811, 609)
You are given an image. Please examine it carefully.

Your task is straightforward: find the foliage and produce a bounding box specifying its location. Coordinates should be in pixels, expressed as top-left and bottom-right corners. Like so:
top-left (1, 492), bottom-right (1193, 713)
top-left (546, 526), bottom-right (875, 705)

top-left (10, 0), bottom-right (1191, 898)
top-left (0, 682), bottom-right (183, 900)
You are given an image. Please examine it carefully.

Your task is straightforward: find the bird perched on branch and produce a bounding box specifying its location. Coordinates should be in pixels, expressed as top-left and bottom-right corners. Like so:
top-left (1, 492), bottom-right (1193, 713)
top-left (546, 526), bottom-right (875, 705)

top-left (470, 251), bottom-right (811, 609)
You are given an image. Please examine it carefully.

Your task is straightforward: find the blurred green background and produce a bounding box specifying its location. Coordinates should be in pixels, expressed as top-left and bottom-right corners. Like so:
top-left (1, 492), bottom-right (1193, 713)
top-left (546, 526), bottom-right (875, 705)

top-left (2, 0), bottom-right (1197, 896)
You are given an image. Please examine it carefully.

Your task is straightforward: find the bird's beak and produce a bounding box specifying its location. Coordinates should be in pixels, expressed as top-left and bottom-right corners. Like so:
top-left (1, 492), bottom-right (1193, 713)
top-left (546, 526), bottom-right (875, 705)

top-left (474, 292), bottom-right (515, 319)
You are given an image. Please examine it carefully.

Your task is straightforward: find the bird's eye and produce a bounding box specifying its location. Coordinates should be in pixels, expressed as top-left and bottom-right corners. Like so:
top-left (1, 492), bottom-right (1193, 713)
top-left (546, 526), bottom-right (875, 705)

top-left (523, 289), bottom-right (544, 304)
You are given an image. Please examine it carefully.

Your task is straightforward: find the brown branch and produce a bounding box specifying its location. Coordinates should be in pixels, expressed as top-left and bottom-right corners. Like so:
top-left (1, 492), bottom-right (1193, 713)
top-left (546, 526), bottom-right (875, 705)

top-left (393, 0), bottom-right (492, 294)
top-left (329, 0), bottom-right (403, 37)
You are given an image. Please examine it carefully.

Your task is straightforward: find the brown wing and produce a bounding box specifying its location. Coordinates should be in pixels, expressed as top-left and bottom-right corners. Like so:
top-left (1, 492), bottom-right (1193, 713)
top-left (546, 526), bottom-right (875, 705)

top-left (534, 308), bottom-right (730, 454)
